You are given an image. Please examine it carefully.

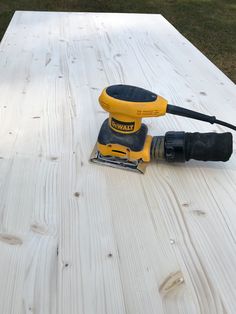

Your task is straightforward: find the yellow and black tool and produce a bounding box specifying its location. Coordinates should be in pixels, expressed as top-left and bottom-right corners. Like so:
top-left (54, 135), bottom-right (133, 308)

top-left (90, 84), bottom-right (235, 173)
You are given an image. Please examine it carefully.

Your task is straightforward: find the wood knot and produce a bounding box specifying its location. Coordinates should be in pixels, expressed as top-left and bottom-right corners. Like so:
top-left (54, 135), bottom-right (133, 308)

top-left (192, 209), bottom-right (206, 216)
top-left (31, 223), bottom-right (48, 235)
top-left (159, 271), bottom-right (185, 296)
top-left (63, 262), bottom-right (70, 268)
top-left (0, 233), bottom-right (23, 245)
top-left (50, 156), bottom-right (58, 161)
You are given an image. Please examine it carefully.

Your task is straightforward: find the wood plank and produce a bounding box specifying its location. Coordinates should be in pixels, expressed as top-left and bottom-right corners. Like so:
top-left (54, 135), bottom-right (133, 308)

top-left (0, 11), bottom-right (235, 314)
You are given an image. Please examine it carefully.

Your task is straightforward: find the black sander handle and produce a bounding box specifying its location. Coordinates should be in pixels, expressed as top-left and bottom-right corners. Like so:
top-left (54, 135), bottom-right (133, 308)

top-left (151, 132), bottom-right (233, 162)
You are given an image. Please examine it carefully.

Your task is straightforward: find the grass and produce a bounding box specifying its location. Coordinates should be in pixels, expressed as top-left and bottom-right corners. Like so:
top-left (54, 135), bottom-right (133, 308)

top-left (0, 0), bottom-right (235, 82)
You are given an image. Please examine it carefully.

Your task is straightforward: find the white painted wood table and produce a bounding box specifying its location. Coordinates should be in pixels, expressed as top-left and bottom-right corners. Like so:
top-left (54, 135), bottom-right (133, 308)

top-left (0, 11), bottom-right (235, 314)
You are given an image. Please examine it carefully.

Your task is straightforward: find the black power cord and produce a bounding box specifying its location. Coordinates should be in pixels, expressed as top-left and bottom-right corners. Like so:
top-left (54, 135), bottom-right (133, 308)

top-left (214, 119), bottom-right (236, 131)
top-left (167, 104), bottom-right (236, 131)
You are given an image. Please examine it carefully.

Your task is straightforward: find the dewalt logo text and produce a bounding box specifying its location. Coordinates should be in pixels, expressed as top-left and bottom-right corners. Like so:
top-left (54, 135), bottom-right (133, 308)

top-left (111, 117), bottom-right (135, 132)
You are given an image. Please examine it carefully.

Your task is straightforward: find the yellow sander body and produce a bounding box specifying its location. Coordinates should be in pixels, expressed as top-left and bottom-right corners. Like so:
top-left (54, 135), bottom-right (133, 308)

top-left (90, 85), bottom-right (234, 173)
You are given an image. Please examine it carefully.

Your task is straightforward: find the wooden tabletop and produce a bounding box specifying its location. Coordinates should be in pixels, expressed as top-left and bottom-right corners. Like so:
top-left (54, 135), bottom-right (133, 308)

top-left (0, 11), bottom-right (235, 314)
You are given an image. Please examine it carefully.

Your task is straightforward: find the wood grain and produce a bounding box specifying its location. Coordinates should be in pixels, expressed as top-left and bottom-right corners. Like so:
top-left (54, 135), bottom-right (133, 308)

top-left (0, 11), bottom-right (235, 314)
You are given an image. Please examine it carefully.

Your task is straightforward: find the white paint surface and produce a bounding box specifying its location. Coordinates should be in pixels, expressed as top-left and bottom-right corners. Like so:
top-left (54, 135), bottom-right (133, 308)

top-left (0, 11), bottom-right (235, 314)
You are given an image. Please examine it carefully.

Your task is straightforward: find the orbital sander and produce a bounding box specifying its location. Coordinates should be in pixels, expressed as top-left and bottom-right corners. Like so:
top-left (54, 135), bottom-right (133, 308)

top-left (90, 85), bottom-right (235, 173)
